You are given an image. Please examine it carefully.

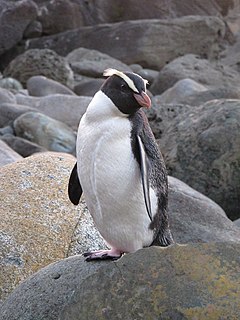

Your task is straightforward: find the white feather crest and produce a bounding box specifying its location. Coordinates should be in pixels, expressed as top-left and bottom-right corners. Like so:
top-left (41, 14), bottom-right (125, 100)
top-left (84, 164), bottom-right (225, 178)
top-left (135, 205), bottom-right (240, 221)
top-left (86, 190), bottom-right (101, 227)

top-left (103, 68), bottom-right (148, 93)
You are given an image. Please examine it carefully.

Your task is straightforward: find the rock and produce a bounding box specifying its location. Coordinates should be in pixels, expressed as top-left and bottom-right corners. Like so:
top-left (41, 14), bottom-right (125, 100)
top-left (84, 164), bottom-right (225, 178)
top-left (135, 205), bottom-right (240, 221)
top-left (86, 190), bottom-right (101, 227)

top-left (74, 78), bottom-right (105, 96)
top-left (0, 126), bottom-right (14, 136)
top-left (168, 176), bottom-right (240, 243)
top-left (3, 49), bottom-right (74, 88)
top-left (27, 76), bottom-right (76, 97)
top-left (66, 47), bottom-right (131, 77)
top-left (234, 218), bottom-right (240, 227)
top-left (13, 112), bottom-right (76, 154)
top-left (137, 68), bottom-right (159, 84)
top-left (23, 20), bottom-right (42, 39)
top-left (150, 54), bottom-right (240, 94)
top-left (156, 78), bottom-right (208, 104)
top-left (15, 94), bottom-right (91, 130)
top-left (0, 152), bottom-right (80, 302)
top-left (220, 33), bottom-right (240, 73)
top-left (0, 88), bottom-right (16, 104)
top-left (1, 243), bottom-right (240, 319)
top-left (37, 0), bottom-right (85, 35)
top-left (146, 101), bottom-right (192, 139)
top-left (0, 78), bottom-right (23, 91)
top-left (1, 134), bottom-right (47, 157)
top-left (159, 99), bottom-right (240, 220)
top-left (0, 103), bottom-right (36, 128)
top-left (0, 0), bottom-right (38, 56)
top-left (26, 16), bottom-right (226, 69)
top-left (0, 140), bottom-right (22, 167)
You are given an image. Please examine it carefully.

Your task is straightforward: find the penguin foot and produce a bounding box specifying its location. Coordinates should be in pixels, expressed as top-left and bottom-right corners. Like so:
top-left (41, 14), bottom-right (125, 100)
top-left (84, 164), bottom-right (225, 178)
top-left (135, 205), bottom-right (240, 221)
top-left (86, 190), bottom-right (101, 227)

top-left (83, 248), bottom-right (122, 262)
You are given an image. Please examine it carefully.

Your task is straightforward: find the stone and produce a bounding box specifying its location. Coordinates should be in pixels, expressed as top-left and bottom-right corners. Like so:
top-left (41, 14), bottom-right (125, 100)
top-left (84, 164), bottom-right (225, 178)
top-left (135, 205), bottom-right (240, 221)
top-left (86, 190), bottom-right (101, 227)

top-left (1, 243), bottom-right (240, 319)
top-left (234, 218), bottom-right (240, 227)
top-left (26, 16), bottom-right (225, 69)
top-left (0, 0), bottom-right (38, 56)
top-left (150, 54), bottom-right (240, 94)
top-left (15, 94), bottom-right (91, 130)
top-left (27, 76), bottom-right (76, 96)
top-left (1, 134), bottom-right (47, 157)
top-left (0, 78), bottom-right (23, 91)
top-left (13, 112), bottom-right (76, 154)
top-left (146, 101), bottom-right (192, 139)
top-left (0, 103), bottom-right (36, 128)
top-left (168, 176), bottom-right (240, 243)
top-left (66, 47), bottom-right (131, 77)
top-left (0, 140), bottom-right (22, 167)
top-left (74, 78), bottom-right (105, 96)
top-left (0, 152), bottom-right (80, 302)
top-left (3, 49), bottom-right (74, 88)
top-left (156, 78), bottom-right (208, 104)
top-left (137, 68), bottom-right (159, 85)
top-left (159, 99), bottom-right (240, 220)
top-left (37, 0), bottom-right (85, 35)
top-left (0, 88), bottom-right (16, 104)
top-left (23, 20), bottom-right (42, 39)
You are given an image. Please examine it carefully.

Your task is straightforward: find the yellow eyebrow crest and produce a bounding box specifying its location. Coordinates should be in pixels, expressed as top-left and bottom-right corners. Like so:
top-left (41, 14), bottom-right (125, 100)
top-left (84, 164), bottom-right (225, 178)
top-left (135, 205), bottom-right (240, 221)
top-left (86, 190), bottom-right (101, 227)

top-left (103, 68), bottom-right (140, 93)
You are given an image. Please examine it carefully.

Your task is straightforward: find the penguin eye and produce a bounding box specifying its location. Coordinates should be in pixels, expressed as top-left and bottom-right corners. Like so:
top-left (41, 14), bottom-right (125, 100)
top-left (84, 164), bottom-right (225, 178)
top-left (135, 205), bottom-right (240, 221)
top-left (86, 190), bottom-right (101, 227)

top-left (121, 83), bottom-right (127, 90)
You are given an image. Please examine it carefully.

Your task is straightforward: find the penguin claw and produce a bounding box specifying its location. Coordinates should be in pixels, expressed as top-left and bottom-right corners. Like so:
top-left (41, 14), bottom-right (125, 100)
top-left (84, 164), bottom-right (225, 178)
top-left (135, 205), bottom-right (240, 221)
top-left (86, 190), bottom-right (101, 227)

top-left (83, 249), bottom-right (122, 262)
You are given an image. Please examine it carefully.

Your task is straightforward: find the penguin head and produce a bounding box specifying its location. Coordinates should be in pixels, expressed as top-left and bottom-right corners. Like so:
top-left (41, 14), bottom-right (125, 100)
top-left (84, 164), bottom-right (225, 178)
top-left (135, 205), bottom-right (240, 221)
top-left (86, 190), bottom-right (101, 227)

top-left (101, 68), bottom-right (151, 115)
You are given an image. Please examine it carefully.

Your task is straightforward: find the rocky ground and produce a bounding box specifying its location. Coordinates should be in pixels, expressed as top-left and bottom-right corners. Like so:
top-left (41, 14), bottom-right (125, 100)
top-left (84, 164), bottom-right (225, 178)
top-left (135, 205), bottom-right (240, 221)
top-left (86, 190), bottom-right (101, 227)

top-left (0, 1), bottom-right (240, 318)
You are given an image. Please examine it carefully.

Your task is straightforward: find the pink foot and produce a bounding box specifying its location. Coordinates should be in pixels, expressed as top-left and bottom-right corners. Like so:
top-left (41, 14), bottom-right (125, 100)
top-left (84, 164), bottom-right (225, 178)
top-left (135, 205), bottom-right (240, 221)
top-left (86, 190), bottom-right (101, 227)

top-left (83, 248), bottom-right (123, 262)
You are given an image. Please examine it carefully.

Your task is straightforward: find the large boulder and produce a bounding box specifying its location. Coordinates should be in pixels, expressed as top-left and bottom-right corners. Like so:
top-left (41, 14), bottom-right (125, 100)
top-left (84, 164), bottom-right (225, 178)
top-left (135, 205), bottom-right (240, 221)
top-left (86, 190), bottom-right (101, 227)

top-left (1, 243), bottom-right (240, 319)
top-left (0, 140), bottom-right (22, 167)
top-left (150, 54), bottom-right (240, 94)
top-left (15, 94), bottom-right (91, 130)
top-left (0, 103), bottom-right (36, 128)
top-left (0, 0), bottom-right (38, 56)
top-left (0, 152), bottom-right (80, 302)
top-left (13, 112), bottom-right (76, 154)
top-left (66, 47), bottom-right (131, 77)
top-left (159, 99), bottom-right (240, 220)
top-left (27, 76), bottom-right (76, 96)
top-left (3, 49), bottom-right (74, 88)
top-left (26, 16), bottom-right (225, 69)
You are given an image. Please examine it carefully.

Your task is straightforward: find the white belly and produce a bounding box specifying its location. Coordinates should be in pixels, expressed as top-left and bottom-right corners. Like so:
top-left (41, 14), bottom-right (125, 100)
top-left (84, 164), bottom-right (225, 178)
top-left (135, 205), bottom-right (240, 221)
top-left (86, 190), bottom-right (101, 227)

top-left (77, 114), bottom-right (154, 253)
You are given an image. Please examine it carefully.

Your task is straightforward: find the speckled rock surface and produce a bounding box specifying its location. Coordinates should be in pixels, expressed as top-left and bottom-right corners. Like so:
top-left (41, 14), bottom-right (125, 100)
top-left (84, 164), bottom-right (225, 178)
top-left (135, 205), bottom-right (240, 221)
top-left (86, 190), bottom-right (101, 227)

top-left (0, 152), bottom-right (80, 302)
top-left (1, 243), bottom-right (240, 320)
top-left (3, 49), bottom-right (74, 88)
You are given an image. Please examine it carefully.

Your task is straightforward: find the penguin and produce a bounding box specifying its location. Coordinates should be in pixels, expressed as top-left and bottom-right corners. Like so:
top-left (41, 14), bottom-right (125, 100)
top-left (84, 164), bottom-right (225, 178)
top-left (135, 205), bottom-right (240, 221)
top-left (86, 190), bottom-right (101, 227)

top-left (68, 68), bottom-right (174, 261)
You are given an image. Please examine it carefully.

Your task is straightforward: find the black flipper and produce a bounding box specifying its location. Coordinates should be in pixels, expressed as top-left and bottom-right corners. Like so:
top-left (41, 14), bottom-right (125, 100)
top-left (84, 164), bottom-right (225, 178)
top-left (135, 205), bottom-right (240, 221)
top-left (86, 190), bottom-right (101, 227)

top-left (137, 135), bottom-right (152, 222)
top-left (68, 162), bottom-right (82, 205)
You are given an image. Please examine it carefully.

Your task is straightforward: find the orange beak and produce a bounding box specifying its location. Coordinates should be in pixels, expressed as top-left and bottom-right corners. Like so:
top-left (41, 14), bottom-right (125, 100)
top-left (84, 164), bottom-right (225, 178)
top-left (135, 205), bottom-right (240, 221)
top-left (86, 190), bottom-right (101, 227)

top-left (133, 91), bottom-right (151, 109)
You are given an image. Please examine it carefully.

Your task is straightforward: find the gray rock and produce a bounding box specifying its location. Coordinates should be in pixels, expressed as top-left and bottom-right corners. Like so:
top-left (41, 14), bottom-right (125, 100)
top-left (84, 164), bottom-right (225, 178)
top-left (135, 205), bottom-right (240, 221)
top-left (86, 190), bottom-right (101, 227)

top-left (37, 0), bottom-right (85, 35)
top-left (74, 78), bottom-right (105, 96)
top-left (1, 134), bottom-right (47, 157)
top-left (15, 94), bottom-right (91, 131)
top-left (0, 88), bottom-right (16, 104)
top-left (159, 99), bottom-right (240, 220)
top-left (0, 126), bottom-right (14, 136)
top-left (26, 16), bottom-right (225, 69)
top-left (66, 47), bottom-right (131, 77)
top-left (3, 49), bottom-right (74, 88)
top-left (23, 20), bottom-right (42, 39)
top-left (13, 112), bottom-right (76, 154)
top-left (1, 243), bottom-right (240, 319)
top-left (156, 78), bottom-right (208, 104)
top-left (137, 68), bottom-right (159, 85)
top-left (234, 218), bottom-right (240, 227)
top-left (168, 176), bottom-right (240, 243)
top-left (27, 76), bottom-right (76, 97)
top-left (0, 103), bottom-right (36, 127)
top-left (0, 0), bottom-right (38, 55)
top-left (150, 54), bottom-right (240, 94)
top-left (146, 101), bottom-right (192, 139)
top-left (0, 140), bottom-right (22, 167)
top-left (0, 78), bottom-right (23, 91)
